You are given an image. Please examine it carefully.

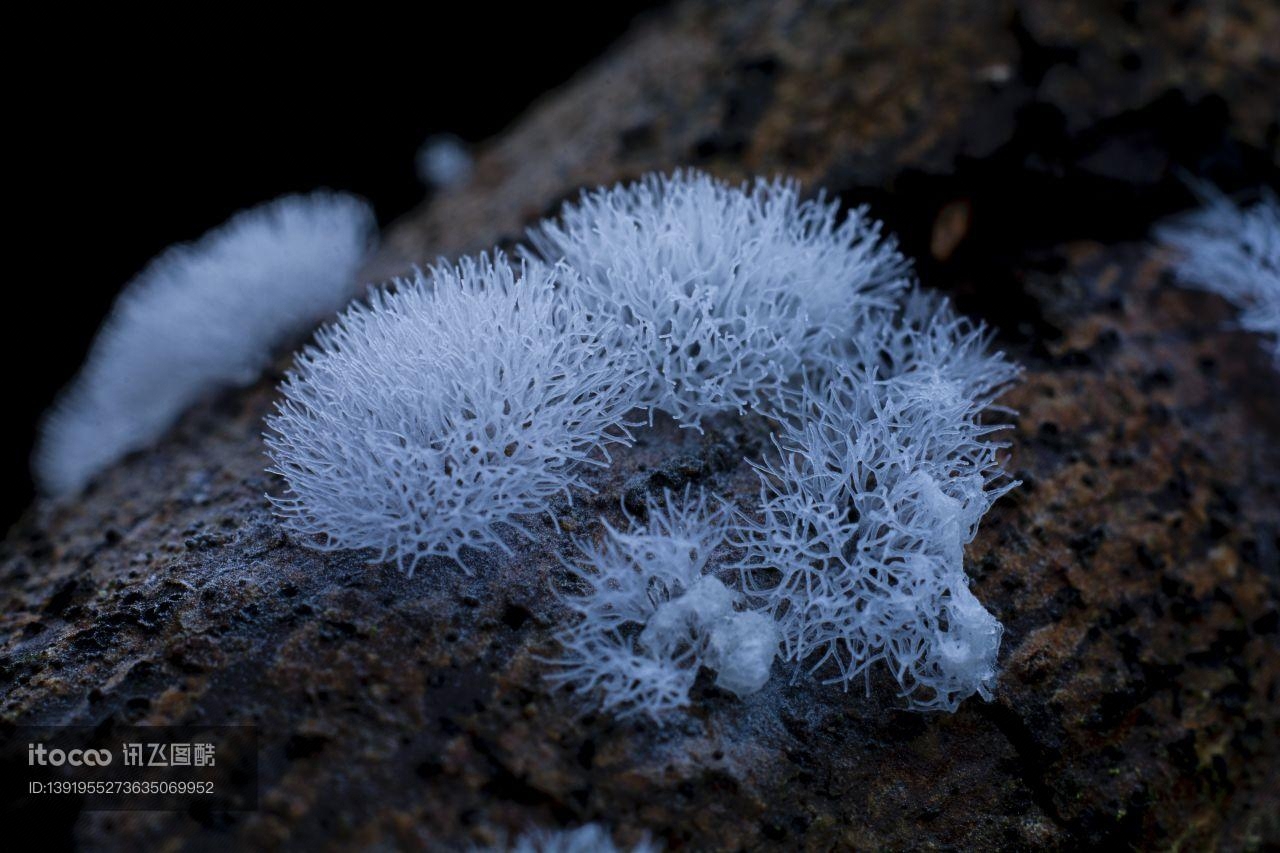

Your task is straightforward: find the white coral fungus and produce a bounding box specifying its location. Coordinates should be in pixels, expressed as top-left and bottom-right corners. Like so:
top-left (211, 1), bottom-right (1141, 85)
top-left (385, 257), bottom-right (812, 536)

top-left (35, 191), bottom-right (375, 496)
top-left (527, 169), bottom-right (911, 427)
top-left (265, 254), bottom-right (638, 574)
top-left (1157, 185), bottom-right (1280, 365)
top-left (737, 291), bottom-right (1020, 711)
top-left (549, 489), bottom-right (778, 720)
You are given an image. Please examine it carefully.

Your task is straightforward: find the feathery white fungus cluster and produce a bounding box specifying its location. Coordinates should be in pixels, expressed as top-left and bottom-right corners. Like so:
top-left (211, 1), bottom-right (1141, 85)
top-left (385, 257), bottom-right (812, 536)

top-left (527, 170), bottom-right (911, 427)
top-left (548, 489), bottom-right (779, 720)
top-left (737, 291), bottom-right (1019, 711)
top-left (1157, 186), bottom-right (1280, 366)
top-left (247, 169), bottom-right (1018, 717)
top-left (35, 191), bottom-right (375, 496)
top-left (265, 254), bottom-right (638, 574)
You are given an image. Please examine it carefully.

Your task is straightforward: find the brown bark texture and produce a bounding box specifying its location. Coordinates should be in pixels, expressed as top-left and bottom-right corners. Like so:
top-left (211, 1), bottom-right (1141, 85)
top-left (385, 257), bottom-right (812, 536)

top-left (3, 1), bottom-right (1279, 849)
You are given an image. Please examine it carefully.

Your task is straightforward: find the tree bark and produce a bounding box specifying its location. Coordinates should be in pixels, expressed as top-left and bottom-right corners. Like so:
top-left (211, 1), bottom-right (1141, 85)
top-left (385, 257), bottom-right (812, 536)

top-left (3, 1), bottom-right (1278, 849)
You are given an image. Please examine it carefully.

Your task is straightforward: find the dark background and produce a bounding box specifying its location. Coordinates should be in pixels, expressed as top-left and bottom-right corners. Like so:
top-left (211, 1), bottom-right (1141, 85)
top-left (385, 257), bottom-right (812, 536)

top-left (7, 6), bottom-right (666, 530)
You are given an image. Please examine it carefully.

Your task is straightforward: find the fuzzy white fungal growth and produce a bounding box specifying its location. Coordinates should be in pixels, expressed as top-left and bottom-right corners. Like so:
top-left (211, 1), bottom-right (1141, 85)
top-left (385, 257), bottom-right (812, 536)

top-left (527, 169), bottom-right (911, 427)
top-left (499, 824), bottom-right (659, 853)
top-left (1157, 186), bottom-right (1280, 365)
top-left (737, 291), bottom-right (1019, 711)
top-left (35, 192), bottom-right (376, 497)
top-left (265, 254), bottom-right (638, 575)
top-left (549, 489), bottom-right (778, 720)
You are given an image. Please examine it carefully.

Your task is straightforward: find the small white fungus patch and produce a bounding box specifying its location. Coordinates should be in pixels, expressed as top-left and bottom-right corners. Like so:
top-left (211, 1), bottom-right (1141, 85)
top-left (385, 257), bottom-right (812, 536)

top-left (1157, 185), bottom-right (1280, 366)
top-left (36, 191), bottom-right (375, 496)
top-left (549, 489), bottom-right (778, 720)
top-left (416, 134), bottom-right (474, 189)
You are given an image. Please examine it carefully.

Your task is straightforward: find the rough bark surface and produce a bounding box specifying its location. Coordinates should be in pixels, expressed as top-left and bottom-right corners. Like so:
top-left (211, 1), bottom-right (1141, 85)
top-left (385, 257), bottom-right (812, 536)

top-left (3, 1), bottom-right (1279, 850)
